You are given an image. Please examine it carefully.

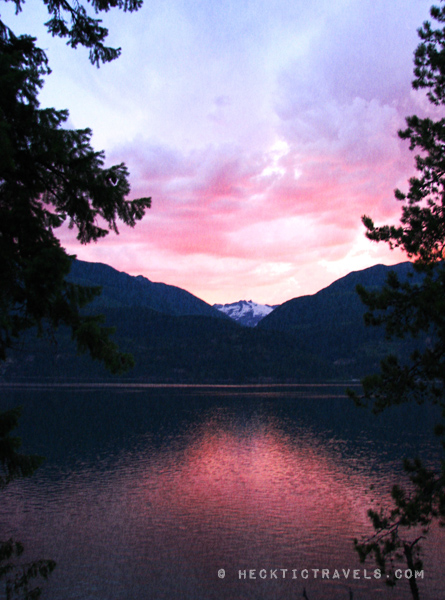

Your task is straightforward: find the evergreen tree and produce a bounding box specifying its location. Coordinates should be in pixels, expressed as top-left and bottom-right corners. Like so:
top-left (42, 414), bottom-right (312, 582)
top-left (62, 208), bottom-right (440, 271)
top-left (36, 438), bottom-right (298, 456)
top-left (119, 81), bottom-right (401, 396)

top-left (3, 0), bottom-right (143, 66)
top-left (0, 3), bottom-right (147, 597)
top-left (350, 4), bottom-right (445, 597)
top-left (0, 2), bottom-right (151, 373)
top-left (0, 408), bottom-right (56, 599)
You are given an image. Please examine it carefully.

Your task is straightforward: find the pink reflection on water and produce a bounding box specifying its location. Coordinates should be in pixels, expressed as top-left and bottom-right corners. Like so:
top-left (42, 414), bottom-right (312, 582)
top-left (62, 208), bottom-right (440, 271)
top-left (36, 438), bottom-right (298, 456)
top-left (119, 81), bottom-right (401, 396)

top-left (124, 417), bottom-right (394, 596)
top-left (110, 415), bottom-right (425, 599)
top-left (139, 420), bottom-right (367, 535)
top-left (3, 410), bottom-right (440, 600)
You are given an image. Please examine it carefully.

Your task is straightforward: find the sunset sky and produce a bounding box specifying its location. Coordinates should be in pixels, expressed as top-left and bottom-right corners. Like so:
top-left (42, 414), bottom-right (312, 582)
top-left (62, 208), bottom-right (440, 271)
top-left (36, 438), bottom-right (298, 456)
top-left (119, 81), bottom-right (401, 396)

top-left (3, 0), bottom-right (434, 304)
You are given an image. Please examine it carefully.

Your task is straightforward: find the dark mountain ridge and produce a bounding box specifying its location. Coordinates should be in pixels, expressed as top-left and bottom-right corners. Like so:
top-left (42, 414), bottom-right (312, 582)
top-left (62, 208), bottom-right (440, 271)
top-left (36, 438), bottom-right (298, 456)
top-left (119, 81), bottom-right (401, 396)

top-left (2, 260), bottom-right (423, 384)
top-left (258, 261), bottom-right (420, 370)
top-left (68, 259), bottom-right (228, 319)
top-left (259, 261), bottom-right (416, 333)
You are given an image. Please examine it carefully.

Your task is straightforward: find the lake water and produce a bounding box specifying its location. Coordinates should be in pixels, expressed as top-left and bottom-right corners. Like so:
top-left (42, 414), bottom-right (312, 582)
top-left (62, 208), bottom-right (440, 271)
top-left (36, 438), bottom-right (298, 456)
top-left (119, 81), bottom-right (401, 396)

top-left (0, 384), bottom-right (443, 600)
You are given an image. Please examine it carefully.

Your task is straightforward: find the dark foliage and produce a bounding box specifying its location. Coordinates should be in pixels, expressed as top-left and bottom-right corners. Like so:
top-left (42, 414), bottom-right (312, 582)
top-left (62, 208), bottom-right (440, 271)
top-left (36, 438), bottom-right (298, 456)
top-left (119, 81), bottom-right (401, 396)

top-left (350, 4), bottom-right (445, 597)
top-left (0, 408), bottom-right (56, 599)
top-left (1, 3), bottom-right (147, 598)
top-left (0, 27), bottom-right (150, 373)
top-left (3, 0), bottom-right (143, 66)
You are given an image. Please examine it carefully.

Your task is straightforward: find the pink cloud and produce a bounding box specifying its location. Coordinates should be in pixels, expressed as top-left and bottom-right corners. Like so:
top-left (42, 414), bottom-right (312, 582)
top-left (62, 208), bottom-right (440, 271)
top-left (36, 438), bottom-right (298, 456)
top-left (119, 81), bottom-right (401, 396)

top-left (60, 0), bottom-right (429, 306)
top-left (66, 91), bottom-right (415, 304)
top-left (5, 0), bottom-right (433, 306)
top-left (62, 115), bottom-right (414, 305)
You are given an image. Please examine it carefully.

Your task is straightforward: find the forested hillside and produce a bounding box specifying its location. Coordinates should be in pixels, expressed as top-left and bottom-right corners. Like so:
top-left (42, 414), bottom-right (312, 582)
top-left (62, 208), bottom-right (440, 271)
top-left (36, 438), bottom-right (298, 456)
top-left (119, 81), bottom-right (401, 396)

top-left (2, 261), bottom-right (423, 383)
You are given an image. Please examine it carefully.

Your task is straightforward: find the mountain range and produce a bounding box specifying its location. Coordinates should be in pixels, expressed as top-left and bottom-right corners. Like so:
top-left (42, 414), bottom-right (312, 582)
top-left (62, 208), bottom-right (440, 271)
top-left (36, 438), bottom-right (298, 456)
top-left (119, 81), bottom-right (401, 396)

top-left (258, 261), bottom-right (419, 370)
top-left (68, 260), bottom-right (227, 320)
top-left (2, 259), bottom-right (422, 384)
top-left (213, 300), bottom-right (277, 327)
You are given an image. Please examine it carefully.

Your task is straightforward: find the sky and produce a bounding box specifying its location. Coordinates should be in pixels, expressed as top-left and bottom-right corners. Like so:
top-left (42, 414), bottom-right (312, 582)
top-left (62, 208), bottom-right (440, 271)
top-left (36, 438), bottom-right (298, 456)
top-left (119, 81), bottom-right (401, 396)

top-left (2, 0), bottom-right (435, 304)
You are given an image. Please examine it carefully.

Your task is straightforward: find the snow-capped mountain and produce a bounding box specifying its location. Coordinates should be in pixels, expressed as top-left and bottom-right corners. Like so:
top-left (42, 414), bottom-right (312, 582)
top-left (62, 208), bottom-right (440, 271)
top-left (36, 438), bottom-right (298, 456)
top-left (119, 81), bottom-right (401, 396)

top-left (213, 300), bottom-right (277, 327)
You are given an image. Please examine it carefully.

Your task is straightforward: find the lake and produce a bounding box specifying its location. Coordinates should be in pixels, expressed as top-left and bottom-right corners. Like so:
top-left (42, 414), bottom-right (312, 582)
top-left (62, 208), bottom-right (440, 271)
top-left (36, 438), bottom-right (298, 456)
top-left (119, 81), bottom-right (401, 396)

top-left (0, 383), bottom-right (443, 600)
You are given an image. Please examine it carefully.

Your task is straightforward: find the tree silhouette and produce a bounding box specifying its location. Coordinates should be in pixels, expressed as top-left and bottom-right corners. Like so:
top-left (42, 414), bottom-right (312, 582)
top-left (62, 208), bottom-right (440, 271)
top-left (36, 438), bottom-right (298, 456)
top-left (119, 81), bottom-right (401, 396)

top-left (1, 1), bottom-right (147, 597)
top-left (350, 3), bottom-right (445, 597)
top-left (4, 0), bottom-right (144, 66)
top-left (0, 2), bottom-right (151, 372)
top-left (0, 407), bottom-right (56, 599)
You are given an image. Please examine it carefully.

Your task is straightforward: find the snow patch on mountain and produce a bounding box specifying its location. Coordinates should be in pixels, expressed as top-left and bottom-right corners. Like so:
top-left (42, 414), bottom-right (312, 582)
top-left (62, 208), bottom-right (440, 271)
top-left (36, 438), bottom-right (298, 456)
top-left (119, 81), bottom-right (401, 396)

top-left (213, 300), bottom-right (277, 327)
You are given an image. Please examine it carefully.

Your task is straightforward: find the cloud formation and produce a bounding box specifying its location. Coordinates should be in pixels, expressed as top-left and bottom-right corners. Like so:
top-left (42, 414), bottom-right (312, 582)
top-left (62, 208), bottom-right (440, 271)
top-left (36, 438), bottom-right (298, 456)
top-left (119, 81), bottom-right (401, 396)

top-left (4, 0), bottom-right (433, 303)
